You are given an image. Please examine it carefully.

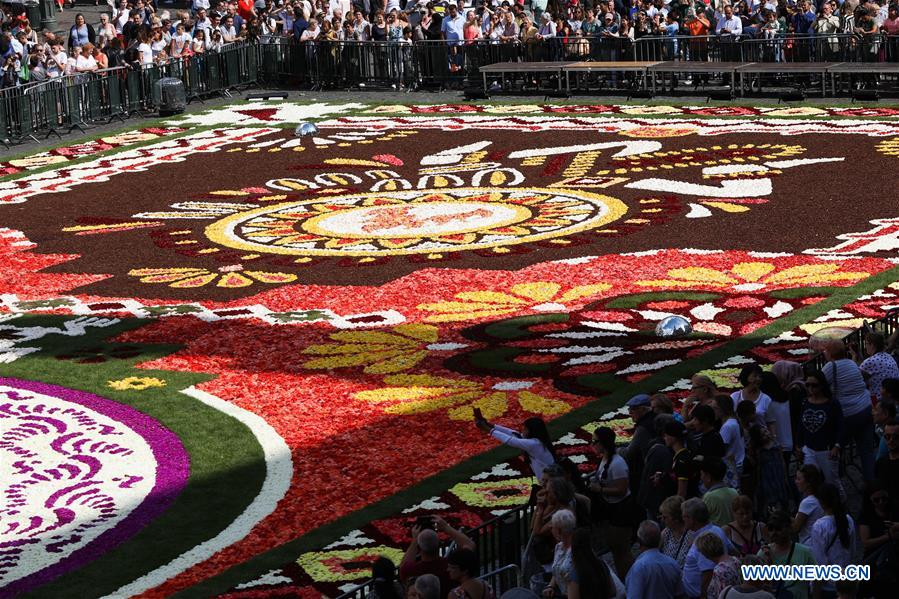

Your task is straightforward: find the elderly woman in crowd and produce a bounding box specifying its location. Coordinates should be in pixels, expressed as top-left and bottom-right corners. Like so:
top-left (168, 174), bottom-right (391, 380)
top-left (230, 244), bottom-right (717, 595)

top-left (659, 495), bottom-right (695, 567)
top-left (541, 509), bottom-right (576, 598)
top-left (695, 531), bottom-right (741, 599)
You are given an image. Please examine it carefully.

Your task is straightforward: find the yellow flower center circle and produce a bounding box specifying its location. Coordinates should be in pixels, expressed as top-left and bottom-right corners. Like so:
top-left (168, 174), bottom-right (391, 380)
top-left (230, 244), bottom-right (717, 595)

top-left (205, 187), bottom-right (628, 257)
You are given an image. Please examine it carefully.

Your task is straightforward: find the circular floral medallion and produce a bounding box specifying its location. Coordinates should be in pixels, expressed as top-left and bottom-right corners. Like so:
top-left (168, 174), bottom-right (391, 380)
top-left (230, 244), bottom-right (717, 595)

top-left (0, 378), bottom-right (189, 594)
top-left (204, 187), bottom-right (628, 257)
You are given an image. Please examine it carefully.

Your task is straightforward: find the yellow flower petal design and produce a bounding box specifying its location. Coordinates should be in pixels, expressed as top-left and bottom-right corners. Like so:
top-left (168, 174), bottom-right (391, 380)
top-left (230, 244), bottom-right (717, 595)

top-left (448, 393), bottom-right (509, 421)
top-left (303, 351), bottom-right (405, 370)
top-left (328, 331), bottom-right (417, 346)
top-left (216, 272), bottom-right (254, 288)
top-left (668, 267), bottom-right (738, 285)
top-left (763, 264), bottom-right (866, 284)
top-left (418, 301), bottom-right (517, 314)
top-left (731, 262), bottom-right (777, 282)
top-left (509, 282), bottom-right (562, 303)
top-left (517, 391), bottom-right (571, 416)
top-left (702, 202), bottom-right (750, 213)
top-left (364, 350), bottom-right (428, 374)
top-left (142, 271), bottom-right (208, 284)
top-left (107, 376), bottom-right (167, 391)
top-left (454, 291), bottom-right (526, 305)
top-left (384, 395), bottom-right (473, 415)
top-left (170, 273), bottom-right (219, 288)
top-left (381, 374), bottom-right (478, 389)
top-left (246, 271), bottom-right (297, 284)
top-left (356, 385), bottom-right (457, 403)
top-left (303, 343), bottom-right (395, 356)
top-left (557, 284), bottom-right (612, 303)
top-left (391, 324), bottom-right (439, 343)
top-left (421, 308), bottom-right (520, 323)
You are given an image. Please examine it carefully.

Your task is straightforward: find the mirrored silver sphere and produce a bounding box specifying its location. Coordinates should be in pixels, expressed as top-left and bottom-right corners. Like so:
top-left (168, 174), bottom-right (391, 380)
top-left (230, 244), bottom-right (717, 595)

top-left (655, 315), bottom-right (693, 338)
top-left (295, 122), bottom-right (319, 137)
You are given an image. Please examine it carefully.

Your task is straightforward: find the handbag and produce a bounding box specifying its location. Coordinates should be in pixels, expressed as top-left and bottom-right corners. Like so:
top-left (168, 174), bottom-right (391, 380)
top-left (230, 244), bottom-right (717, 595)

top-left (772, 543), bottom-right (796, 599)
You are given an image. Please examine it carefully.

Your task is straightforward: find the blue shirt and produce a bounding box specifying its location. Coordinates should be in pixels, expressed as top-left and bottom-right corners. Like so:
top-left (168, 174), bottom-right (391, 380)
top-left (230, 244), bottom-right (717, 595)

top-left (682, 524), bottom-right (730, 598)
top-left (292, 18), bottom-right (309, 41)
top-left (626, 549), bottom-right (683, 599)
top-left (793, 10), bottom-right (815, 34)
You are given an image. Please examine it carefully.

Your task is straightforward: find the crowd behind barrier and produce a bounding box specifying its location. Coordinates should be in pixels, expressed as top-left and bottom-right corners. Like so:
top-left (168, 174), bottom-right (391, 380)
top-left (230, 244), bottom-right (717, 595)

top-left (6, 31), bottom-right (899, 141)
top-left (0, 39), bottom-right (257, 142)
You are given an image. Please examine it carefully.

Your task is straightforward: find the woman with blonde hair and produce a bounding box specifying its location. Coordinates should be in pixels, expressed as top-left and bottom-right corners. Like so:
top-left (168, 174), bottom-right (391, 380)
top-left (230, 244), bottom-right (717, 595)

top-left (659, 495), bottom-right (694, 567)
top-left (724, 494), bottom-right (767, 557)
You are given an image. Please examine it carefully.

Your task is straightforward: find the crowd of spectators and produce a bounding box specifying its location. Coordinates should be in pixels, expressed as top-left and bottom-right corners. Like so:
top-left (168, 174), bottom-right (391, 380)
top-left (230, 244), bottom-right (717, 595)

top-left (3, 0), bottom-right (899, 88)
top-left (389, 329), bottom-right (899, 599)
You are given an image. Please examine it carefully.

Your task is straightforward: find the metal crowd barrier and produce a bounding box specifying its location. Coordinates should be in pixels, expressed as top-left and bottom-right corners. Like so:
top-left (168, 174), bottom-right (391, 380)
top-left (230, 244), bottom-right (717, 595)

top-left (1, 41), bottom-right (258, 142)
top-left (6, 35), bottom-right (899, 141)
top-left (804, 308), bottom-right (899, 373)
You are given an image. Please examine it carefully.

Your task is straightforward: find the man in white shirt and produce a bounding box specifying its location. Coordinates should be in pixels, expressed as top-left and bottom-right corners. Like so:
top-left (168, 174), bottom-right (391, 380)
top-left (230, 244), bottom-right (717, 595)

top-left (716, 4), bottom-right (743, 35)
top-left (193, 8), bottom-right (213, 36)
top-left (219, 15), bottom-right (240, 42)
top-left (51, 44), bottom-right (68, 68)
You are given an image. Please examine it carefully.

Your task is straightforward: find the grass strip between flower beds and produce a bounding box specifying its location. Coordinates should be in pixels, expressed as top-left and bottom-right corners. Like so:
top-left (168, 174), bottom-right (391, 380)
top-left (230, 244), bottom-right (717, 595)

top-left (175, 264), bottom-right (899, 599)
top-left (1, 317), bottom-right (267, 599)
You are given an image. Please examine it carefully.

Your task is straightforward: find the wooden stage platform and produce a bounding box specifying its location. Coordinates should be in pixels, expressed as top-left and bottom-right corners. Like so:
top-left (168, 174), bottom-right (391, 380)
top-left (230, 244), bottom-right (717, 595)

top-left (479, 60), bottom-right (899, 97)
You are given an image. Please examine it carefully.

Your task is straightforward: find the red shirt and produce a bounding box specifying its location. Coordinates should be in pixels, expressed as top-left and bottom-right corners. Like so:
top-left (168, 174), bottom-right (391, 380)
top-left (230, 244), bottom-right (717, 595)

top-left (237, 0), bottom-right (255, 21)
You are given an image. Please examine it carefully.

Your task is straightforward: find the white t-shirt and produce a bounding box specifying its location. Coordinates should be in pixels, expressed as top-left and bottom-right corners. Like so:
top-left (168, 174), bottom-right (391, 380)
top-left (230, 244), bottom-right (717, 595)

top-left (797, 495), bottom-right (823, 545)
top-left (595, 454), bottom-right (630, 504)
top-left (151, 39), bottom-right (166, 58)
top-left (719, 417), bottom-right (745, 470)
top-left (768, 399), bottom-right (793, 451)
top-left (75, 54), bottom-right (97, 71)
top-left (491, 424), bottom-right (555, 479)
top-left (115, 9), bottom-right (130, 33)
top-left (138, 42), bottom-right (153, 65)
top-left (731, 390), bottom-right (774, 430)
top-left (171, 32), bottom-right (192, 56)
top-left (810, 515), bottom-right (856, 592)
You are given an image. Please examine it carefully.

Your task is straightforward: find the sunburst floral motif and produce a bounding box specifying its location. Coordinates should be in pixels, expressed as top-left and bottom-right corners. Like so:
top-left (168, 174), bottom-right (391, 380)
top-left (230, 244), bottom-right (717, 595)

top-left (636, 262), bottom-right (871, 292)
top-left (418, 282), bottom-right (612, 322)
top-left (301, 324), bottom-right (458, 374)
top-left (129, 265), bottom-right (296, 288)
top-left (354, 374), bottom-right (571, 420)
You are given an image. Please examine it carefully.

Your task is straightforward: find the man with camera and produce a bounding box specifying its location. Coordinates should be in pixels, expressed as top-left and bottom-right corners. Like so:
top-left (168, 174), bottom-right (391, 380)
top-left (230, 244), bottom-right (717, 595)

top-left (399, 515), bottom-right (475, 599)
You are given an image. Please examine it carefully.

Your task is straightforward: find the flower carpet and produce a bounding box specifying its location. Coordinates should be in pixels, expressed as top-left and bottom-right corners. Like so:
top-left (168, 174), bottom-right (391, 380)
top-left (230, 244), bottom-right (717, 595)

top-left (1, 100), bottom-right (899, 599)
